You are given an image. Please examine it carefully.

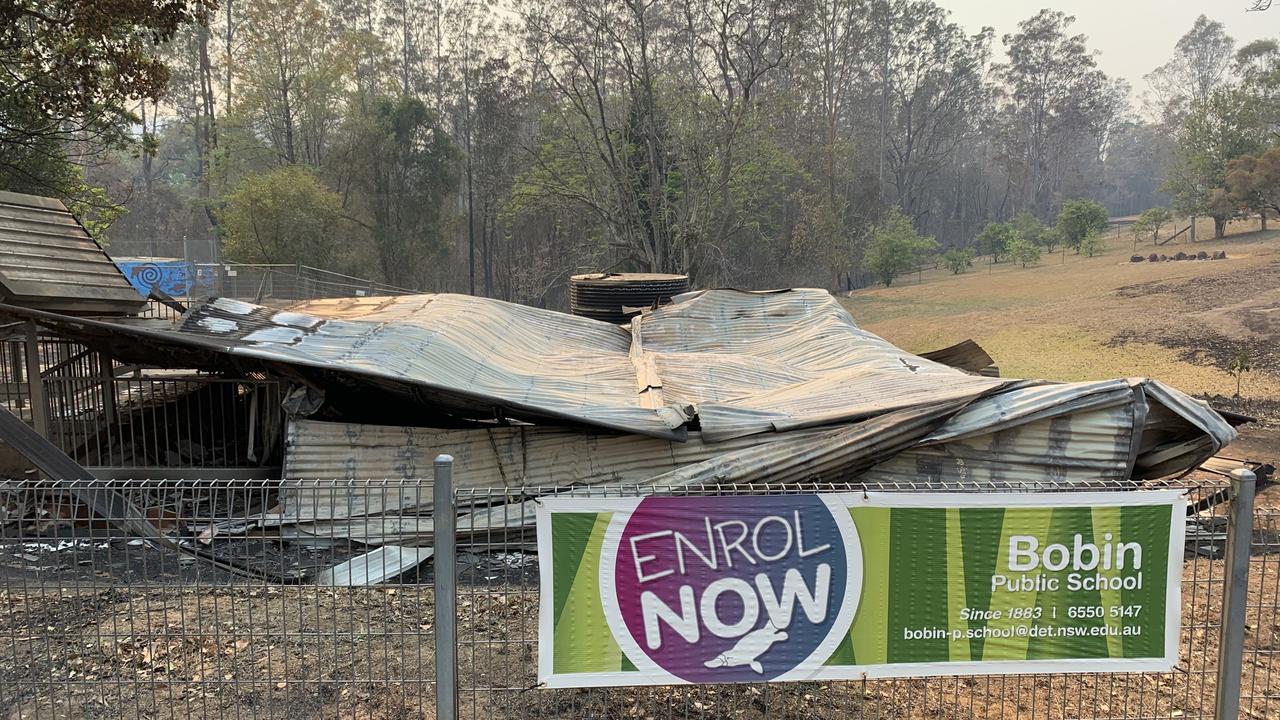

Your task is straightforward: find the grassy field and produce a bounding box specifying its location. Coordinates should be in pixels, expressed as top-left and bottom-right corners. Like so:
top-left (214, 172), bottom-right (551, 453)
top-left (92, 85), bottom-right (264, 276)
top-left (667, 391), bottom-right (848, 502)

top-left (842, 217), bottom-right (1280, 458)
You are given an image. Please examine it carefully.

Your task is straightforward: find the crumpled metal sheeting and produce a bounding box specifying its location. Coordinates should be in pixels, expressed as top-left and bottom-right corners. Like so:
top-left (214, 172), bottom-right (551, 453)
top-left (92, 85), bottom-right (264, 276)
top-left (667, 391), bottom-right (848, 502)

top-left (280, 402), bottom-right (962, 543)
top-left (162, 289), bottom-right (1016, 443)
top-left (451, 401), bottom-right (976, 539)
top-left (650, 353), bottom-right (815, 406)
top-left (647, 401), bottom-right (967, 486)
top-left (1143, 378), bottom-right (1238, 447)
top-left (861, 403), bottom-right (1137, 489)
top-left (634, 289), bottom-right (1010, 440)
top-left (637, 289), bottom-right (934, 371)
top-left (0, 286), bottom-right (1237, 474)
top-left (693, 366), bottom-right (1009, 441)
top-left (907, 377), bottom-right (1234, 482)
top-left (919, 379), bottom-right (1137, 445)
top-left (180, 294), bottom-right (691, 438)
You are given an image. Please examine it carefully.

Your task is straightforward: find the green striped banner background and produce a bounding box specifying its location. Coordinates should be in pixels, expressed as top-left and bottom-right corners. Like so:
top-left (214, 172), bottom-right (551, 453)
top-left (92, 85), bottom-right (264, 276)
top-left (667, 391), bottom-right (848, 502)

top-left (545, 499), bottom-right (1174, 676)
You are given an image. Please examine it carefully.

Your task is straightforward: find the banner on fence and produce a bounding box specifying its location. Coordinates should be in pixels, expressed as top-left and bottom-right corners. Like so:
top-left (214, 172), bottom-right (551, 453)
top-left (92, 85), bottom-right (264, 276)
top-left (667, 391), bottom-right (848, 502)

top-left (536, 491), bottom-right (1184, 687)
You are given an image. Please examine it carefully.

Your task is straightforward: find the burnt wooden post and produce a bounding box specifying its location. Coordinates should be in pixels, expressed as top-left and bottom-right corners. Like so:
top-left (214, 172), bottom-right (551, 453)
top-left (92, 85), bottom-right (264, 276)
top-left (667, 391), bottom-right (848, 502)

top-left (98, 351), bottom-right (116, 421)
top-left (22, 321), bottom-right (47, 437)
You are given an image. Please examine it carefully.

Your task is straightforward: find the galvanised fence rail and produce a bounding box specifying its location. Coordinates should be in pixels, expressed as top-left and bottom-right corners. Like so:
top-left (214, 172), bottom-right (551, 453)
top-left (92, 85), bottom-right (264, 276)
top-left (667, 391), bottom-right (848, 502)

top-left (0, 470), bottom-right (1269, 720)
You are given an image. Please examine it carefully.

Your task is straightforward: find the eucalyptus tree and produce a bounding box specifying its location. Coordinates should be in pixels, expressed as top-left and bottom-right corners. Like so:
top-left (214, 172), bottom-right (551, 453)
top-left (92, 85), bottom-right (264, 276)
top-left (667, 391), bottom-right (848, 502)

top-left (1145, 15), bottom-right (1235, 122)
top-left (996, 10), bottom-right (1123, 220)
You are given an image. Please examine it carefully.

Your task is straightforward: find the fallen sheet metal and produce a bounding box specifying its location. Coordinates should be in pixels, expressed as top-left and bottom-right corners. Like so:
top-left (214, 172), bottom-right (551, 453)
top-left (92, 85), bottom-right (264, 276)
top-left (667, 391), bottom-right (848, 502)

top-left (314, 545), bottom-right (433, 586)
top-left (281, 420), bottom-right (804, 519)
top-left (277, 371), bottom-right (1238, 544)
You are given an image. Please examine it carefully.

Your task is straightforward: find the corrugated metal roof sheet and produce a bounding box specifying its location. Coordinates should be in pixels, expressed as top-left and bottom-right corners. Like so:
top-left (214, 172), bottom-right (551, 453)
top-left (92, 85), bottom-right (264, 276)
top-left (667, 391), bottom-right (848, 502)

top-left (314, 545), bottom-right (433, 585)
top-left (0, 288), bottom-right (1237, 475)
top-left (138, 289), bottom-right (1016, 440)
top-left (0, 190), bottom-right (145, 314)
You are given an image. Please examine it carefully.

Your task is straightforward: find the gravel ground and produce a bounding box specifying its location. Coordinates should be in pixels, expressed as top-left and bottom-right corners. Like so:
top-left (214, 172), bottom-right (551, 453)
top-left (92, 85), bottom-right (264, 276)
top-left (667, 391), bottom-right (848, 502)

top-left (2, 541), bottom-right (1277, 720)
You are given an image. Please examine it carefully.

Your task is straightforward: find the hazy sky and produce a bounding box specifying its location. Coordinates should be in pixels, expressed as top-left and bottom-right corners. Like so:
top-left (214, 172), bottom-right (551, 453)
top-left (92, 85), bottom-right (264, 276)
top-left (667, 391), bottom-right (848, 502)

top-left (939, 1), bottom-right (1277, 94)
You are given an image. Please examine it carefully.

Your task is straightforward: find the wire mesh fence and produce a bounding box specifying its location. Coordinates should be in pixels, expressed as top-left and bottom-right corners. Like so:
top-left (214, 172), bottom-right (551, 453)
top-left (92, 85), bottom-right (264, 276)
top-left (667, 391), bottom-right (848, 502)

top-left (0, 336), bottom-right (285, 471)
top-left (43, 375), bottom-right (283, 470)
top-left (0, 479), bottom-right (437, 720)
top-left (190, 264), bottom-right (417, 303)
top-left (452, 479), bottom-right (1247, 720)
top-left (0, 475), bottom-right (1268, 720)
top-left (1243, 508), bottom-right (1280, 719)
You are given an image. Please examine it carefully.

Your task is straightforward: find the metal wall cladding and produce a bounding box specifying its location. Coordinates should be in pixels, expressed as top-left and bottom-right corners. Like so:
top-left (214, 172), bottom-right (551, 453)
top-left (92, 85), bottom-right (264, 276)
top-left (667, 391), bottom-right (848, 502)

top-left (280, 374), bottom-right (1237, 542)
top-left (861, 403), bottom-right (1137, 489)
top-left (0, 190), bottom-right (145, 314)
top-left (280, 420), bottom-right (809, 520)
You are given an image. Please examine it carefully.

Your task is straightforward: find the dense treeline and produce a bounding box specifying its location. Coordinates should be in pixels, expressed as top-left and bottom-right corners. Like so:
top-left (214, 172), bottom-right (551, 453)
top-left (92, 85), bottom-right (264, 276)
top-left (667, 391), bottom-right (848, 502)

top-left (2, 2), bottom-right (1277, 304)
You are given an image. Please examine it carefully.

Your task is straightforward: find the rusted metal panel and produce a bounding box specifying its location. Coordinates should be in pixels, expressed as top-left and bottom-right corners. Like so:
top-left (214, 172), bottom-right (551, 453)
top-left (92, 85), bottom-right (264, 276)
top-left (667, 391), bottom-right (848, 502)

top-left (0, 190), bottom-right (145, 315)
top-left (919, 338), bottom-right (996, 373)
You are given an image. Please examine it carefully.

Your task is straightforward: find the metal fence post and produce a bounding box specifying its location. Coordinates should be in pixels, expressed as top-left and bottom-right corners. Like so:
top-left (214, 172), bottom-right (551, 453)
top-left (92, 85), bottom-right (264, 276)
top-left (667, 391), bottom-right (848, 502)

top-left (1216, 468), bottom-right (1256, 720)
top-left (434, 454), bottom-right (457, 720)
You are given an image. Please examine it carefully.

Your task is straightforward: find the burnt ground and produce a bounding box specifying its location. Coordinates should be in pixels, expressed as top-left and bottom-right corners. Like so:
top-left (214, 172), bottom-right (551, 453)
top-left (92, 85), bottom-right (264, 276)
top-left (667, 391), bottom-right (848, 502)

top-left (1110, 259), bottom-right (1280, 434)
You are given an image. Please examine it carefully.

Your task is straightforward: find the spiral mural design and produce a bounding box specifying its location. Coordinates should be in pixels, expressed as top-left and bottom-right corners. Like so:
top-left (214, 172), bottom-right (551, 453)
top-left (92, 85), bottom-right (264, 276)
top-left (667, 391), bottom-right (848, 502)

top-left (116, 258), bottom-right (205, 297)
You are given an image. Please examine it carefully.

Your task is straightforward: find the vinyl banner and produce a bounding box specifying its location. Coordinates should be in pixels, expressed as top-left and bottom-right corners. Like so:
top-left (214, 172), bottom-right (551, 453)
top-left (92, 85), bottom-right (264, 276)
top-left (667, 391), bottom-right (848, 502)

top-left (536, 491), bottom-right (1184, 687)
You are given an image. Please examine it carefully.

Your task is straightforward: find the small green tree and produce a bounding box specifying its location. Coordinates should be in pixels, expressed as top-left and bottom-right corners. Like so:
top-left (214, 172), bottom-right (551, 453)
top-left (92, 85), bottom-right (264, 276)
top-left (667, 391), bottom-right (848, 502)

top-left (1228, 348), bottom-right (1249, 397)
top-left (1008, 233), bottom-right (1041, 267)
top-left (1133, 207), bottom-right (1173, 245)
top-left (942, 247), bottom-right (975, 274)
top-left (864, 209), bottom-right (937, 287)
top-left (976, 221), bottom-right (1017, 263)
top-left (1056, 200), bottom-right (1110, 250)
top-left (1079, 230), bottom-right (1107, 257)
top-left (1038, 225), bottom-right (1065, 253)
top-left (221, 166), bottom-right (350, 268)
top-left (1012, 212), bottom-right (1046, 248)
top-left (1228, 348), bottom-right (1252, 398)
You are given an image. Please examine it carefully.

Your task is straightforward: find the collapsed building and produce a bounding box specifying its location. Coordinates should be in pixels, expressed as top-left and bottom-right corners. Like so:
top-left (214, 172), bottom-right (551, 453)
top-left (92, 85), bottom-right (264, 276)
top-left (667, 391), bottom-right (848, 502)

top-left (3, 289), bottom-right (1243, 530)
top-left (0, 189), bottom-right (1255, 582)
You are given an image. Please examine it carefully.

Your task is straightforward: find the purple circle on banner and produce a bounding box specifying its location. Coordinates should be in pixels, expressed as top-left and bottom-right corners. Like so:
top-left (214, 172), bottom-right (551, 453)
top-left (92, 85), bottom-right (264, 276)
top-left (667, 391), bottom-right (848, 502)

top-left (612, 495), bottom-right (848, 683)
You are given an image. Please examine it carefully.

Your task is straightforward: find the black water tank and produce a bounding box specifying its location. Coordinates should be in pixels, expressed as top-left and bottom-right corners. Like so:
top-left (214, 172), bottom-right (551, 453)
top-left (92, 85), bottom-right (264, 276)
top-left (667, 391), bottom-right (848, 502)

top-left (569, 273), bottom-right (691, 324)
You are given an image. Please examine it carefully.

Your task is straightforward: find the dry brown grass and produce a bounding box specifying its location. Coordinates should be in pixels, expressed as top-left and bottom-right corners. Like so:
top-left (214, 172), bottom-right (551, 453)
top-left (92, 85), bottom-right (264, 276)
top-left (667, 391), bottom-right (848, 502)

top-left (843, 220), bottom-right (1280, 447)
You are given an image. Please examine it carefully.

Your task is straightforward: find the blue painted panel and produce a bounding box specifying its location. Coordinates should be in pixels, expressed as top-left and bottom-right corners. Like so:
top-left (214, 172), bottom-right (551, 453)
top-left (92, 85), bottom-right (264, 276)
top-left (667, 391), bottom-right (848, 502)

top-left (114, 258), bottom-right (213, 298)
